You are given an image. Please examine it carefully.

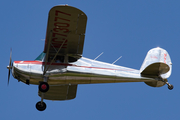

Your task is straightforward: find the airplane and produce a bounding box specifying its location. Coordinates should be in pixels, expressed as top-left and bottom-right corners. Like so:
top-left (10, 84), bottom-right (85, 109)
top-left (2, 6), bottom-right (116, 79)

top-left (7, 5), bottom-right (173, 111)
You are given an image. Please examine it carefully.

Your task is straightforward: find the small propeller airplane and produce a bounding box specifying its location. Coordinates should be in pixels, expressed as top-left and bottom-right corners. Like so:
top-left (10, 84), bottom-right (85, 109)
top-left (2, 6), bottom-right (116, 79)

top-left (7, 5), bottom-right (173, 111)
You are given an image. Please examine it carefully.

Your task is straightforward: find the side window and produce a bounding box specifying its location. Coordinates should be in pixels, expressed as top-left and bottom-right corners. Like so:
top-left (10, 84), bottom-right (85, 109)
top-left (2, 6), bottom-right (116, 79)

top-left (48, 56), bottom-right (64, 63)
top-left (35, 52), bottom-right (46, 61)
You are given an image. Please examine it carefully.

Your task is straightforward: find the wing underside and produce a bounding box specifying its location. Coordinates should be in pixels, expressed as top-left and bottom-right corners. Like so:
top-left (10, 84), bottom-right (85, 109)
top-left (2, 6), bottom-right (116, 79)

top-left (44, 5), bottom-right (87, 63)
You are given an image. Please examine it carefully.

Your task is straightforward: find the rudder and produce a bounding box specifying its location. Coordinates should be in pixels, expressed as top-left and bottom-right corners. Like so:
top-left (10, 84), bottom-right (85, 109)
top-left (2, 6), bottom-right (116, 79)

top-left (140, 47), bottom-right (172, 87)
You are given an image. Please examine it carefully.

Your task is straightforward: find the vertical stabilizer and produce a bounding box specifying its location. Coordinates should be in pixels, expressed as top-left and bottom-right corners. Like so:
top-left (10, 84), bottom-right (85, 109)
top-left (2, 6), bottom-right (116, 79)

top-left (140, 47), bottom-right (172, 79)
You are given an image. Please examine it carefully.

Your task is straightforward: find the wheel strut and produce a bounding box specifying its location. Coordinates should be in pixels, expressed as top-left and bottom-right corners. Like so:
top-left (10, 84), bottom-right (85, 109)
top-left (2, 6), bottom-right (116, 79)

top-left (36, 76), bottom-right (49, 111)
top-left (160, 78), bottom-right (174, 90)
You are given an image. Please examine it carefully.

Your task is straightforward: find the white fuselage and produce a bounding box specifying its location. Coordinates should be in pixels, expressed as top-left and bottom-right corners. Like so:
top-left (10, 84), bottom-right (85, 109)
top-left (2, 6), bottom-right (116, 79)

top-left (12, 57), bottom-right (154, 85)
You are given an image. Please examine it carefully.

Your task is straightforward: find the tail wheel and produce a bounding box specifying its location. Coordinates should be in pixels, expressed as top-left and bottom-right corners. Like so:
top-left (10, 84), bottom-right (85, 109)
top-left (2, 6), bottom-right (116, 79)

top-left (168, 84), bottom-right (174, 90)
top-left (39, 82), bottom-right (49, 92)
top-left (36, 101), bottom-right (46, 111)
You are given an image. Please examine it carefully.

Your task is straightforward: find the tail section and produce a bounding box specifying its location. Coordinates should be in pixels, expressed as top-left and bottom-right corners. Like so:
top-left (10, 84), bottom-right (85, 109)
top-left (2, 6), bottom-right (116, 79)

top-left (140, 47), bottom-right (172, 78)
top-left (140, 47), bottom-right (173, 88)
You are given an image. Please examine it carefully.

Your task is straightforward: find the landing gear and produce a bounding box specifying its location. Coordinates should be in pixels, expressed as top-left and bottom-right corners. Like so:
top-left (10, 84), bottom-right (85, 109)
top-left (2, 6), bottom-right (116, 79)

top-left (159, 78), bottom-right (174, 90)
top-left (36, 77), bottom-right (49, 111)
top-left (39, 82), bottom-right (49, 93)
top-left (36, 101), bottom-right (46, 111)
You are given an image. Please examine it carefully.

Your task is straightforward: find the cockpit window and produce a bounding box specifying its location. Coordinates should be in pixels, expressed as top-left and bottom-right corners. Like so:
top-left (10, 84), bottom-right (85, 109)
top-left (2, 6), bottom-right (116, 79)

top-left (35, 52), bottom-right (46, 61)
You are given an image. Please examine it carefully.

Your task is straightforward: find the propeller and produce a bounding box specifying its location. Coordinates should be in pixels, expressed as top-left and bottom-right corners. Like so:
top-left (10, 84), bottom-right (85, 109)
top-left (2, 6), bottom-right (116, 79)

top-left (7, 48), bottom-right (12, 85)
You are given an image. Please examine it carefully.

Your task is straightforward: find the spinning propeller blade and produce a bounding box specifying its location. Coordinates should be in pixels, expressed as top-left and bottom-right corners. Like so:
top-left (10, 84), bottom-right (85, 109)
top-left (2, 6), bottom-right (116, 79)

top-left (7, 48), bottom-right (12, 85)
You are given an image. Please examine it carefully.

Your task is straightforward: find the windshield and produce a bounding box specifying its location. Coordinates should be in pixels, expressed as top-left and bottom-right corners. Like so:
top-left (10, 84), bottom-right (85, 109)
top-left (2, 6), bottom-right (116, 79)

top-left (35, 52), bottom-right (46, 61)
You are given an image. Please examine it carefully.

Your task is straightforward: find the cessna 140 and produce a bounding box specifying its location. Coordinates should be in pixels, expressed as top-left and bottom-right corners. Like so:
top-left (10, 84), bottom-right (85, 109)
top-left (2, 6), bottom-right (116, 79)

top-left (7, 5), bottom-right (173, 111)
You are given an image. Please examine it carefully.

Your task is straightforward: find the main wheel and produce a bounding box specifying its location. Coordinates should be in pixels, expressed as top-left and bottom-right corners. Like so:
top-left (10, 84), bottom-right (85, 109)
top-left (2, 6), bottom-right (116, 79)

top-left (39, 82), bottom-right (49, 92)
top-left (36, 101), bottom-right (47, 111)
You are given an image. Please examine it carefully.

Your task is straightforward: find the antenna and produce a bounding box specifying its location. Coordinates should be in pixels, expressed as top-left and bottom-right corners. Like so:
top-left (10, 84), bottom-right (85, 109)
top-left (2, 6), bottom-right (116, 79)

top-left (94, 52), bottom-right (104, 60)
top-left (112, 56), bottom-right (122, 64)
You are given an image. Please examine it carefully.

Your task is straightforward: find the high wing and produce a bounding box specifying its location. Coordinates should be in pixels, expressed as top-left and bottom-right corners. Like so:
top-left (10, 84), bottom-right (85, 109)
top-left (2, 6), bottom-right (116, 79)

top-left (39, 84), bottom-right (77, 100)
top-left (41, 5), bottom-right (87, 101)
top-left (43, 5), bottom-right (87, 74)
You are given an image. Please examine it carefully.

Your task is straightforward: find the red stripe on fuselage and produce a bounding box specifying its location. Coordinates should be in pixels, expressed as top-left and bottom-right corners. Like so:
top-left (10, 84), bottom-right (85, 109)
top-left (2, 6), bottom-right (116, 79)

top-left (14, 61), bottom-right (71, 66)
top-left (14, 61), bottom-right (135, 71)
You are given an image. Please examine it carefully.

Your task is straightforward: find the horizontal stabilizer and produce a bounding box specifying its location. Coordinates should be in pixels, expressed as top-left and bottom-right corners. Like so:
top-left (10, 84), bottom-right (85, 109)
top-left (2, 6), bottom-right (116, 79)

top-left (141, 62), bottom-right (169, 76)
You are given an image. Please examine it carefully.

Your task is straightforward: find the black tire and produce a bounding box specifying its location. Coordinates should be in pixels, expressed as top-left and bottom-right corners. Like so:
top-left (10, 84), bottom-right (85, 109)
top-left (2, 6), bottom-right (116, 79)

top-left (36, 101), bottom-right (47, 111)
top-left (168, 84), bottom-right (174, 90)
top-left (39, 82), bottom-right (49, 92)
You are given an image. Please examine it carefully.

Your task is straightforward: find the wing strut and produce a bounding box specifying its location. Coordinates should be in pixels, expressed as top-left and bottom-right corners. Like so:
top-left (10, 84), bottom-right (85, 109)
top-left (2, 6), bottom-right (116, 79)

top-left (43, 30), bottom-right (53, 75)
top-left (43, 39), bottom-right (67, 75)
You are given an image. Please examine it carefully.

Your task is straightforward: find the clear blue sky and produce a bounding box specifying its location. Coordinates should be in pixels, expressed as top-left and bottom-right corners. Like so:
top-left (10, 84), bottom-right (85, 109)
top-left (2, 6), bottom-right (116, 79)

top-left (1, 0), bottom-right (180, 120)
